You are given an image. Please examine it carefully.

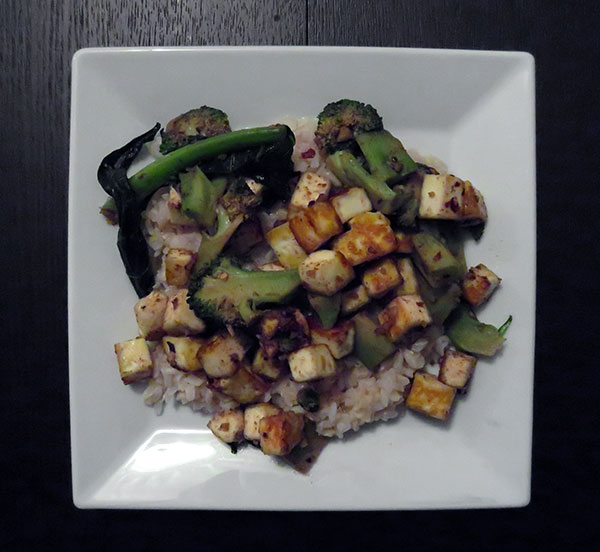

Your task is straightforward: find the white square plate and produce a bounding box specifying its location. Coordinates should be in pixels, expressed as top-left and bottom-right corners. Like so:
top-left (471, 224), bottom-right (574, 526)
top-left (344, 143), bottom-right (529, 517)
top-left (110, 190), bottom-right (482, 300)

top-left (68, 46), bottom-right (536, 510)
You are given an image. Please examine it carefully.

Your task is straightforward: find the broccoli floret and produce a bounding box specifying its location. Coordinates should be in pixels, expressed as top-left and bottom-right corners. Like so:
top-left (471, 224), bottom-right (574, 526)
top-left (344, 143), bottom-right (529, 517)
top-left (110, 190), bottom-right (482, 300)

top-left (179, 167), bottom-right (227, 228)
top-left (219, 177), bottom-right (263, 220)
top-left (160, 106), bottom-right (231, 154)
top-left (315, 99), bottom-right (383, 154)
top-left (188, 258), bottom-right (301, 326)
top-left (193, 207), bottom-right (244, 277)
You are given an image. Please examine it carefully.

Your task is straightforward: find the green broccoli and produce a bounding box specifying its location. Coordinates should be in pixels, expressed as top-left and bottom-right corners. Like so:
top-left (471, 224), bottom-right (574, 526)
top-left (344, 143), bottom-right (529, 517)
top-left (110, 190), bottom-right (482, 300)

top-left (179, 167), bottom-right (227, 228)
top-left (315, 99), bottom-right (383, 153)
top-left (188, 258), bottom-right (301, 326)
top-left (219, 176), bottom-right (263, 220)
top-left (160, 106), bottom-right (231, 153)
top-left (192, 207), bottom-right (244, 277)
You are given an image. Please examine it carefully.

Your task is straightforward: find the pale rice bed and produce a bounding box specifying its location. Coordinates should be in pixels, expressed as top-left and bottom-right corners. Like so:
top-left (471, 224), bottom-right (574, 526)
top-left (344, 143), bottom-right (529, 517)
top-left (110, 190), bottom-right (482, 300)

top-left (139, 117), bottom-right (451, 439)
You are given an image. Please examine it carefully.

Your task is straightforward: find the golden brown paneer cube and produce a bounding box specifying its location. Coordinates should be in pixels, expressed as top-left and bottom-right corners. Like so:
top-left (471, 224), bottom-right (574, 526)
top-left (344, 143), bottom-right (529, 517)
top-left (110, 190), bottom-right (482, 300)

top-left (439, 350), bottom-right (477, 390)
top-left (362, 258), bottom-right (402, 298)
top-left (251, 348), bottom-right (284, 381)
top-left (377, 294), bottom-right (432, 341)
top-left (243, 402), bottom-right (282, 441)
top-left (298, 250), bottom-right (355, 296)
top-left (162, 289), bottom-right (206, 336)
top-left (288, 344), bottom-right (336, 382)
top-left (289, 202), bottom-right (343, 252)
top-left (340, 284), bottom-right (370, 315)
top-left (332, 212), bottom-right (397, 266)
top-left (406, 372), bottom-right (456, 420)
top-left (164, 248), bottom-right (195, 287)
top-left (396, 258), bottom-right (419, 296)
top-left (330, 187), bottom-right (372, 223)
top-left (462, 263), bottom-right (501, 307)
top-left (114, 337), bottom-right (153, 385)
top-left (311, 320), bottom-right (355, 359)
top-left (211, 366), bottom-right (269, 404)
top-left (290, 172), bottom-right (331, 212)
top-left (395, 231), bottom-right (414, 253)
top-left (198, 332), bottom-right (247, 378)
top-left (134, 290), bottom-right (168, 340)
top-left (207, 409), bottom-right (245, 443)
top-left (258, 411), bottom-right (305, 455)
top-left (162, 336), bottom-right (203, 372)
top-left (265, 222), bottom-right (307, 269)
top-left (461, 180), bottom-right (488, 223)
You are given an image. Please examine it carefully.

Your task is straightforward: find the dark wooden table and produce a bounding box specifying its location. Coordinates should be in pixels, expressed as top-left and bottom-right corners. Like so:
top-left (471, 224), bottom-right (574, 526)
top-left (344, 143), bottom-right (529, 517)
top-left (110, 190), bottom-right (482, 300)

top-left (2, 1), bottom-right (597, 549)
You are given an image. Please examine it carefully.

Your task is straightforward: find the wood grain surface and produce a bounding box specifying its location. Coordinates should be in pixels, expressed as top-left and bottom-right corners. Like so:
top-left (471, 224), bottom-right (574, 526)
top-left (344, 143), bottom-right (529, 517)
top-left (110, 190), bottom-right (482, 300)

top-left (1, 0), bottom-right (598, 549)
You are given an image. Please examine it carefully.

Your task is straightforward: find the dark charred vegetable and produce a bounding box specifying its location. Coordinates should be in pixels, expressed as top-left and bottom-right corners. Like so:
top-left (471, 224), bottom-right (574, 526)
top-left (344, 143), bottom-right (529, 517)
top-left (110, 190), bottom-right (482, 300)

top-left (297, 387), bottom-right (320, 413)
top-left (315, 99), bottom-right (383, 153)
top-left (445, 303), bottom-right (506, 356)
top-left (160, 106), bottom-right (231, 154)
top-left (258, 308), bottom-right (310, 361)
top-left (97, 123), bottom-right (161, 297)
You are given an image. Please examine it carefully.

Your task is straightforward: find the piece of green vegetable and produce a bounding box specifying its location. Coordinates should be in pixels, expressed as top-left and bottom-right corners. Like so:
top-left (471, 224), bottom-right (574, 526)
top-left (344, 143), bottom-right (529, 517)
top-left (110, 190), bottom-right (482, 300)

top-left (179, 168), bottom-right (227, 228)
top-left (498, 315), bottom-right (513, 336)
top-left (352, 312), bottom-right (396, 369)
top-left (445, 304), bottom-right (506, 356)
top-left (308, 293), bottom-right (341, 329)
top-left (412, 232), bottom-right (465, 288)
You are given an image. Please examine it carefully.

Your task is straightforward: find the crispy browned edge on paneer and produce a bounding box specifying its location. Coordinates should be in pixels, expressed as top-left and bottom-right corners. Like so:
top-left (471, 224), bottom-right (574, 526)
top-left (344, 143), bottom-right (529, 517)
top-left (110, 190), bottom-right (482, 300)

top-left (259, 411), bottom-right (305, 455)
top-left (406, 372), bottom-right (456, 421)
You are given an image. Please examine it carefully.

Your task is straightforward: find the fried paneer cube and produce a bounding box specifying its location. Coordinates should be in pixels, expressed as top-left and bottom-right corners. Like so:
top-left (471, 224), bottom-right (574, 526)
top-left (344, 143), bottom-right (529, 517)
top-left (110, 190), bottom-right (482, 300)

top-left (259, 411), bottom-right (305, 455)
top-left (299, 250), bottom-right (355, 296)
top-left (310, 320), bottom-right (355, 359)
top-left (406, 372), bottom-right (456, 420)
top-left (332, 212), bottom-right (397, 266)
top-left (289, 202), bottom-right (343, 252)
top-left (207, 409), bottom-right (245, 443)
top-left (164, 248), bottom-right (195, 287)
top-left (438, 350), bottom-right (477, 390)
top-left (198, 333), bottom-right (247, 378)
top-left (396, 258), bottom-right (419, 296)
top-left (162, 289), bottom-right (206, 335)
top-left (377, 294), bottom-right (432, 341)
top-left (330, 187), bottom-right (372, 223)
top-left (243, 402), bottom-right (282, 441)
top-left (266, 222), bottom-right (307, 269)
top-left (462, 263), bottom-right (501, 307)
top-left (162, 336), bottom-right (203, 372)
top-left (134, 290), bottom-right (168, 340)
top-left (419, 174), bottom-right (464, 220)
top-left (211, 366), bottom-right (269, 404)
top-left (461, 180), bottom-right (488, 223)
top-left (251, 349), bottom-right (284, 381)
top-left (114, 337), bottom-right (153, 384)
top-left (288, 344), bottom-right (336, 382)
top-left (362, 257), bottom-right (402, 298)
top-left (340, 284), bottom-right (370, 315)
top-left (290, 172), bottom-right (331, 212)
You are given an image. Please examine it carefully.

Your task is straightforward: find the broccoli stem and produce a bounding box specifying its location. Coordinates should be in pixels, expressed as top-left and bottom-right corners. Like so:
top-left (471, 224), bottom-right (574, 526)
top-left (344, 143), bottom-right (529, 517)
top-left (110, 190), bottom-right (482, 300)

top-left (129, 125), bottom-right (291, 201)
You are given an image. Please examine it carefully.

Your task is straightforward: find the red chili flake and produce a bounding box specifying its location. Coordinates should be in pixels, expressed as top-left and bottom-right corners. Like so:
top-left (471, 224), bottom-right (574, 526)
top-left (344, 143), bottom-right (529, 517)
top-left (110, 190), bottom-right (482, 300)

top-left (301, 148), bottom-right (316, 159)
top-left (433, 252), bottom-right (442, 261)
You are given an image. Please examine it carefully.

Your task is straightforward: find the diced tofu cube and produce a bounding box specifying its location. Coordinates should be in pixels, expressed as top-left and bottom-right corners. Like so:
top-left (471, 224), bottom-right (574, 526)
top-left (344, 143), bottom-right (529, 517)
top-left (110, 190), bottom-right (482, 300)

top-left (377, 294), bottom-right (432, 341)
top-left (289, 202), bottom-right (343, 252)
top-left (299, 250), bottom-right (355, 296)
top-left (168, 187), bottom-right (196, 226)
top-left (258, 262), bottom-right (286, 272)
top-left (212, 366), bottom-right (269, 404)
top-left (396, 258), bottom-right (419, 296)
top-left (461, 180), bottom-right (488, 223)
top-left (330, 187), bottom-right (372, 223)
top-left (362, 258), bottom-right (402, 298)
top-left (198, 333), bottom-right (247, 378)
top-left (164, 248), bottom-right (195, 287)
top-left (462, 263), bottom-right (501, 306)
top-left (439, 350), bottom-right (477, 390)
top-left (134, 290), bottom-right (168, 340)
top-left (266, 222), bottom-right (307, 268)
top-left (340, 284), bottom-right (370, 314)
top-left (162, 289), bottom-right (206, 335)
top-left (290, 172), bottom-right (331, 211)
top-left (311, 320), bottom-right (355, 359)
top-left (419, 174), bottom-right (464, 220)
top-left (207, 409), bottom-right (245, 443)
top-left (243, 402), bottom-right (282, 441)
top-left (114, 338), bottom-right (153, 384)
top-left (332, 212), bottom-right (397, 265)
top-left (259, 411), bottom-right (305, 455)
top-left (251, 348), bottom-right (284, 381)
top-left (395, 231), bottom-right (414, 253)
top-left (288, 344), bottom-right (336, 382)
top-left (406, 372), bottom-right (456, 420)
top-left (162, 336), bottom-right (203, 372)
